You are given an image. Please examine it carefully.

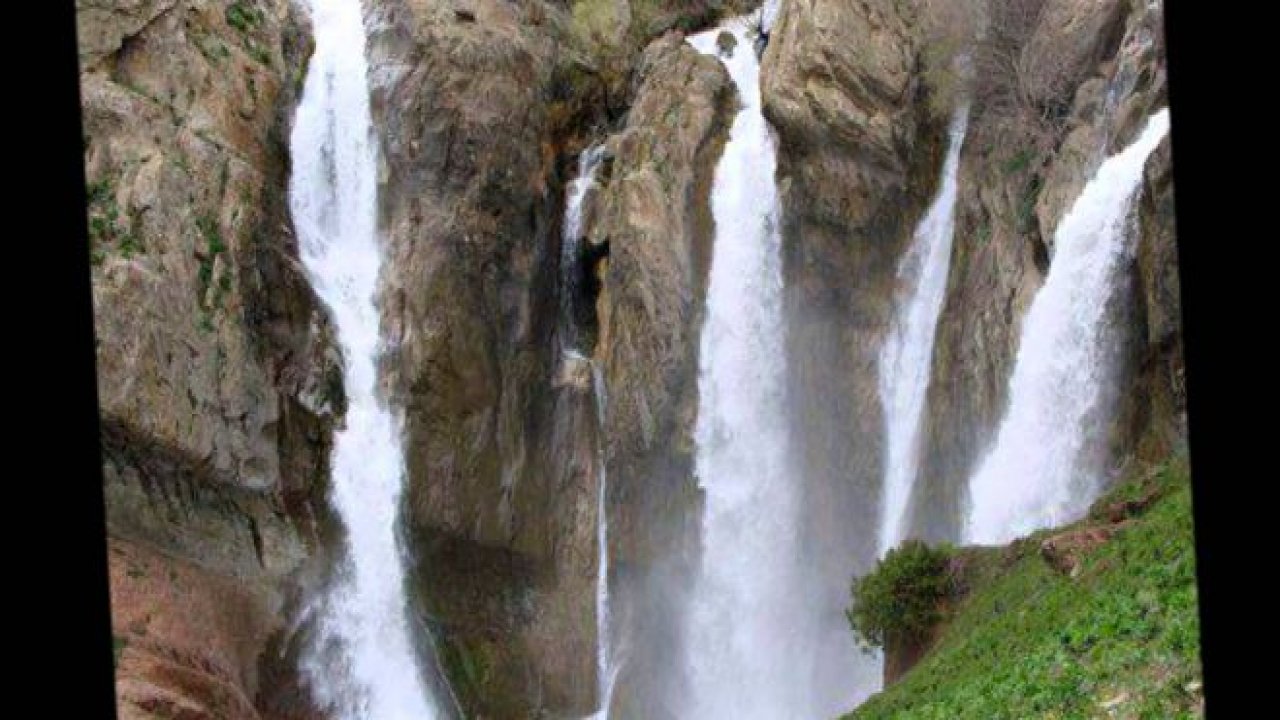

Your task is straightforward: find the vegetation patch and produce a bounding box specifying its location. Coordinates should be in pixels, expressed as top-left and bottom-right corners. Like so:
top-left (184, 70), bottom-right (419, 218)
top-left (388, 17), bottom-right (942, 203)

top-left (226, 2), bottom-right (265, 35)
top-left (437, 633), bottom-right (495, 710)
top-left (196, 214), bottom-right (231, 331)
top-left (845, 456), bottom-right (1202, 719)
top-left (847, 540), bottom-right (957, 652)
top-left (86, 178), bottom-right (143, 265)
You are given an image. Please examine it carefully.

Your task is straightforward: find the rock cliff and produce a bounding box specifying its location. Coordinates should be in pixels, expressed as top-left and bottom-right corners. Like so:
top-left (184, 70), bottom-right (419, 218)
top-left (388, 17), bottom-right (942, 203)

top-left (362, 1), bottom-right (739, 715)
top-left (759, 0), bottom-right (945, 652)
top-left (78, 0), bottom-right (1186, 716)
top-left (908, 0), bottom-right (1180, 542)
top-left (586, 32), bottom-right (735, 717)
top-left (78, 1), bottom-right (340, 717)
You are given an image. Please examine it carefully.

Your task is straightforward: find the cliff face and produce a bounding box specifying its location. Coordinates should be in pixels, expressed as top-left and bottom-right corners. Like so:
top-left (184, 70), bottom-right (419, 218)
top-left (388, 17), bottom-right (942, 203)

top-left (362, 1), bottom-right (736, 716)
top-left (588, 33), bottom-right (735, 717)
top-left (78, 1), bottom-right (338, 718)
top-left (80, 1), bottom-right (1185, 717)
top-left (909, 0), bottom-right (1179, 542)
top-left (759, 0), bottom-right (944, 627)
top-left (364, 2), bottom-right (591, 714)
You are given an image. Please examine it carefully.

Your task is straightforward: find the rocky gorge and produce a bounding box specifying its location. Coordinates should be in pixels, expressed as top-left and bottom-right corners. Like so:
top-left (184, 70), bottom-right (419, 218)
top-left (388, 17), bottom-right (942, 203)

top-left (78, 0), bottom-right (1190, 718)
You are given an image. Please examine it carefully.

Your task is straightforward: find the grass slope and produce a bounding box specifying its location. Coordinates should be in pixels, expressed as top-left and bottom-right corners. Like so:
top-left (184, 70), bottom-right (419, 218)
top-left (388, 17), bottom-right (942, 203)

top-left (847, 456), bottom-right (1203, 719)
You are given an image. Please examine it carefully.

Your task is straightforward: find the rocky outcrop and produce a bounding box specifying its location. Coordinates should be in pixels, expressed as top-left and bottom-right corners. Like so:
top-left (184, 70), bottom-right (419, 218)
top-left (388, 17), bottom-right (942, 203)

top-left (587, 32), bottom-right (735, 718)
top-left (363, 0), bottom-right (739, 712)
top-left (78, 1), bottom-right (338, 718)
top-left (364, 1), bottom-right (595, 714)
top-left (909, 0), bottom-right (1178, 542)
top-left (759, 0), bottom-right (944, 620)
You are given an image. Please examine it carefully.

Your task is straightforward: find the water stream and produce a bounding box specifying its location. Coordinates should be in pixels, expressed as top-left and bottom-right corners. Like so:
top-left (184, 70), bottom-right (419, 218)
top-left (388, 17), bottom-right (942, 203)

top-left (288, 0), bottom-right (445, 716)
top-left (877, 107), bottom-right (970, 555)
top-left (964, 109), bottom-right (1171, 545)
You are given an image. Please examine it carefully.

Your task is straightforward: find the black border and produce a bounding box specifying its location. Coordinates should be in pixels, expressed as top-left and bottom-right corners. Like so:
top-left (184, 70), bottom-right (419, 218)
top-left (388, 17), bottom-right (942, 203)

top-left (24, 1), bottom-right (116, 717)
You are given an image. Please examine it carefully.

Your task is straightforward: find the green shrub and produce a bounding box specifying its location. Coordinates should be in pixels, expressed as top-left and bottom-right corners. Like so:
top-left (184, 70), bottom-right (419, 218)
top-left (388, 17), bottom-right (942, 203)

top-left (86, 177), bottom-right (144, 261)
top-left (846, 540), bottom-right (955, 651)
top-left (226, 2), bottom-right (265, 34)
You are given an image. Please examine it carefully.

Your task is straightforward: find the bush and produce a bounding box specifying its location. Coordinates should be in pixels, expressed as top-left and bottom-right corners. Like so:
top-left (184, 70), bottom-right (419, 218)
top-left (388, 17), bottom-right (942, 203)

top-left (846, 540), bottom-right (955, 651)
top-left (226, 2), bottom-right (265, 34)
top-left (917, 0), bottom-right (1069, 148)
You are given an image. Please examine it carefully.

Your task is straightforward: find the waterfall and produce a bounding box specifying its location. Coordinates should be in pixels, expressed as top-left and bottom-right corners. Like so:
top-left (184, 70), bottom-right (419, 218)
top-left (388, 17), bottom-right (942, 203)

top-left (558, 143), bottom-right (617, 719)
top-left (876, 107), bottom-right (970, 556)
top-left (964, 109), bottom-right (1171, 545)
top-left (288, 0), bottom-right (444, 717)
top-left (761, 0), bottom-right (782, 32)
top-left (588, 358), bottom-right (620, 719)
top-left (679, 14), bottom-right (863, 718)
top-left (561, 144), bottom-right (607, 353)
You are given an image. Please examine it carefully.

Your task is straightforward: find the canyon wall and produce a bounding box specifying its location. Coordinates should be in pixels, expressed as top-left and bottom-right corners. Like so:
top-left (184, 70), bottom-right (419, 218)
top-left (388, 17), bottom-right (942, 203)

top-left (760, 0), bottom-right (945, 645)
top-left (363, 1), bottom-right (742, 715)
top-left (78, 1), bottom-right (1185, 716)
top-left (588, 32), bottom-right (735, 718)
top-left (78, 1), bottom-right (339, 717)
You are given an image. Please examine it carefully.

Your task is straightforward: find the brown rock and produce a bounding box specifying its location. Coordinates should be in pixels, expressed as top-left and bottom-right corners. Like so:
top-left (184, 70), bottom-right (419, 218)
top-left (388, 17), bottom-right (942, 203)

top-left (365, 1), bottom-right (610, 714)
top-left (588, 31), bottom-right (735, 717)
top-left (761, 0), bottom-right (945, 631)
top-left (78, 2), bottom-right (338, 717)
top-left (1040, 525), bottom-right (1120, 576)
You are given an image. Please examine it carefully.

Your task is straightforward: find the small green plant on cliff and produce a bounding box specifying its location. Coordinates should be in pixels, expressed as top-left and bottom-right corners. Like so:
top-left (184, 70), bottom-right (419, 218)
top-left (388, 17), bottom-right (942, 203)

top-left (195, 214), bottom-right (230, 331)
top-left (847, 540), bottom-right (956, 652)
top-left (87, 178), bottom-right (143, 262)
top-left (226, 2), bottom-right (265, 35)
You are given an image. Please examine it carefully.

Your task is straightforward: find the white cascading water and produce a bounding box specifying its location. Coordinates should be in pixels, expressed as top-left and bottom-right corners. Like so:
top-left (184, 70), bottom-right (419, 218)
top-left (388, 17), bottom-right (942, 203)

top-left (877, 107), bottom-right (970, 555)
top-left (680, 13), bottom-right (856, 718)
top-left (964, 109), bottom-right (1171, 545)
top-left (588, 360), bottom-right (619, 719)
top-left (561, 144), bottom-right (607, 349)
top-left (288, 0), bottom-right (444, 717)
top-left (558, 143), bottom-right (618, 719)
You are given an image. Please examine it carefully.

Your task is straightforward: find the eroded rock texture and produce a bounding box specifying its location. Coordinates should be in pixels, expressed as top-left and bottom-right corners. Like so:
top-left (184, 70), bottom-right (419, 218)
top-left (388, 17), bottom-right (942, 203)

top-left (78, 1), bottom-right (340, 718)
top-left (587, 33), bottom-right (735, 718)
top-left (760, 0), bottom-right (944, 632)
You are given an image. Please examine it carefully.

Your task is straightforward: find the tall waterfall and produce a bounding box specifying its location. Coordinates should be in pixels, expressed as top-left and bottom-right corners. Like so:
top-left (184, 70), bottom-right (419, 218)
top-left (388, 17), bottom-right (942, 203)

top-left (964, 109), bottom-right (1171, 545)
top-left (679, 15), bottom-right (857, 718)
top-left (558, 143), bottom-right (617, 719)
top-left (288, 0), bottom-right (444, 717)
top-left (588, 360), bottom-right (619, 719)
top-left (877, 107), bottom-right (970, 555)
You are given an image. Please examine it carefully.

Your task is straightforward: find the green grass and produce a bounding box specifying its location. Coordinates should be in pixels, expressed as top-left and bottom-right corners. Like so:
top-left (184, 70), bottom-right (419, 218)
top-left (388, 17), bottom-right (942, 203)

top-left (846, 456), bottom-right (1203, 720)
top-left (1003, 149), bottom-right (1036, 176)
